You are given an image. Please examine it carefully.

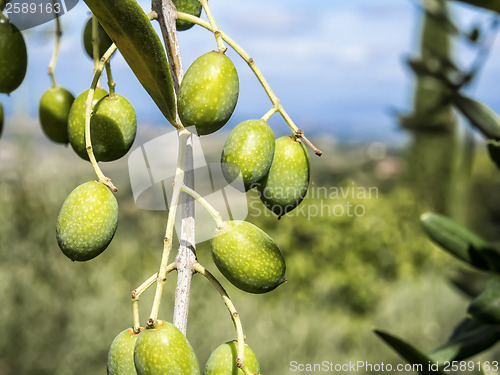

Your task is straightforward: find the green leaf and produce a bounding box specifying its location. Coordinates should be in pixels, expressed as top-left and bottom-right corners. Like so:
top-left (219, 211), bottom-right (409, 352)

top-left (450, 269), bottom-right (490, 298)
top-left (451, 0), bottom-right (500, 13)
top-left (420, 212), bottom-right (500, 272)
top-left (452, 94), bottom-right (500, 140)
top-left (468, 281), bottom-right (500, 325)
top-left (487, 140), bottom-right (500, 169)
top-left (83, 0), bottom-right (176, 125)
top-left (428, 318), bottom-right (500, 362)
top-left (374, 330), bottom-right (445, 375)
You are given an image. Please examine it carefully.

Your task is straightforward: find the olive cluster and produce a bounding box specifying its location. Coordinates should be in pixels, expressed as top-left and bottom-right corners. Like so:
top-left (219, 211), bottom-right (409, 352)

top-left (1, 1), bottom-right (314, 373)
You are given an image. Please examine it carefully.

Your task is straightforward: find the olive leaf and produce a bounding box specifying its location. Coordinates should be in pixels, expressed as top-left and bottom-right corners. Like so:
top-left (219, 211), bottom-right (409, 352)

top-left (374, 330), bottom-right (445, 375)
top-left (452, 94), bottom-right (500, 140)
top-left (83, 0), bottom-right (176, 126)
top-left (487, 140), bottom-right (500, 169)
top-left (427, 318), bottom-right (500, 362)
top-left (420, 212), bottom-right (500, 273)
top-left (468, 281), bottom-right (500, 325)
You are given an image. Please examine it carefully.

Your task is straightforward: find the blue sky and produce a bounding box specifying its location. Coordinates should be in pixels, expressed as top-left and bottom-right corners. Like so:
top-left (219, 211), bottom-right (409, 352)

top-left (2, 0), bottom-right (500, 143)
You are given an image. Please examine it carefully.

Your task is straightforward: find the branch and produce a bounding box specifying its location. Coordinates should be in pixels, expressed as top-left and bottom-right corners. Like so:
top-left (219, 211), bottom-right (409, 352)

top-left (151, 0), bottom-right (197, 336)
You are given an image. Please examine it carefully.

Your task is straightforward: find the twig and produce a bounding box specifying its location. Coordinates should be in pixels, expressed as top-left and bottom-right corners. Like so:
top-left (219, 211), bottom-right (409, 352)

top-left (180, 185), bottom-right (224, 229)
top-left (84, 43), bottom-right (118, 191)
top-left (176, 11), bottom-right (323, 157)
top-left (148, 129), bottom-right (191, 326)
top-left (193, 263), bottom-right (254, 375)
top-left (198, 0), bottom-right (227, 53)
top-left (47, 0), bottom-right (61, 87)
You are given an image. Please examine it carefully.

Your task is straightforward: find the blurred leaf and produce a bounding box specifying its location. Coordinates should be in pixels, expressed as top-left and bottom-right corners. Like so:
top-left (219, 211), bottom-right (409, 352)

top-left (374, 330), bottom-right (445, 375)
top-left (420, 212), bottom-right (500, 272)
top-left (487, 140), bottom-right (500, 169)
top-left (428, 318), bottom-right (500, 362)
top-left (450, 269), bottom-right (491, 298)
top-left (408, 57), bottom-right (436, 77)
top-left (468, 281), bottom-right (500, 324)
top-left (451, 0), bottom-right (500, 13)
top-left (83, 0), bottom-right (176, 125)
top-left (398, 113), bottom-right (453, 133)
top-left (406, 55), bottom-right (458, 86)
top-left (453, 94), bottom-right (500, 140)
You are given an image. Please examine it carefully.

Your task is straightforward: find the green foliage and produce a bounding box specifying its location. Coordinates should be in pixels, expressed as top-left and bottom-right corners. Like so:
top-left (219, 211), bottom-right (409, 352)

top-left (374, 330), bottom-right (445, 375)
top-left (420, 212), bottom-right (500, 273)
top-left (211, 221), bottom-right (286, 294)
top-left (221, 119), bottom-right (275, 191)
top-left (428, 318), bottom-right (500, 362)
top-left (83, 0), bottom-right (176, 125)
top-left (39, 86), bottom-right (75, 144)
top-left (487, 140), bottom-right (500, 169)
top-left (178, 51), bottom-right (239, 135)
top-left (0, 22), bottom-right (27, 94)
top-left (468, 281), bottom-right (500, 325)
top-left (248, 182), bottom-right (442, 315)
top-left (452, 94), bottom-right (500, 140)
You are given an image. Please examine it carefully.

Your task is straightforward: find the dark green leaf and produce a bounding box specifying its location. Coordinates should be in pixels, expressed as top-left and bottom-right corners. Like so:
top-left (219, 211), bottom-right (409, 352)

top-left (450, 269), bottom-right (491, 298)
top-left (428, 318), bottom-right (500, 362)
top-left (452, 94), bottom-right (500, 140)
top-left (451, 0), bottom-right (500, 13)
top-left (83, 0), bottom-right (176, 125)
top-left (487, 140), bottom-right (500, 169)
top-left (468, 281), bottom-right (500, 324)
top-left (374, 330), bottom-right (445, 375)
top-left (420, 212), bottom-right (500, 272)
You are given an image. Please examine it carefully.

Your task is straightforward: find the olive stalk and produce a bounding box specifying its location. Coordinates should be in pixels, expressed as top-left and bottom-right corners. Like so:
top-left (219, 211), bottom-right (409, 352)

top-left (47, 0), bottom-right (61, 87)
top-left (105, 62), bottom-right (116, 97)
top-left (197, 0), bottom-right (227, 54)
top-left (84, 42), bottom-right (118, 191)
top-left (91, 15), bottom-right (100, 74)
top-left (176, 11), bottom-right (323, 156)
top-left (261, 105), bottom-right (279, 122)
top-left (180, 185), bottom-right (223, 229)
top-left (132, 272), bottom-right (159, 333)
top-left (148, 128), bottom-right (191, 326)
top-left (193, 263), bottom-right (254, 375)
